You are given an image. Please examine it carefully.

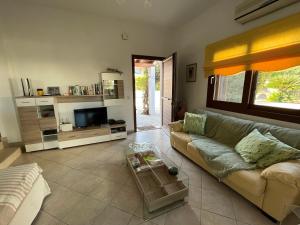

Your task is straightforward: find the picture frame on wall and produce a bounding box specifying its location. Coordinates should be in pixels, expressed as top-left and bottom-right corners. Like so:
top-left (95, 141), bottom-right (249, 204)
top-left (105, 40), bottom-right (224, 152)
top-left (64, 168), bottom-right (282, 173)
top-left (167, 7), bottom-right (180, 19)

top-left (186, 63), bottom-right (197, 82)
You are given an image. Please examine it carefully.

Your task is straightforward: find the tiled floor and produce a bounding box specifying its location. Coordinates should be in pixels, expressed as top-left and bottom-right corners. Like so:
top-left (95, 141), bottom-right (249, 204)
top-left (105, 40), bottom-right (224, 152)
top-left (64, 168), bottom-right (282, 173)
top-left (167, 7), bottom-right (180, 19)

top-left (12, 129), bottom-right (276, 225)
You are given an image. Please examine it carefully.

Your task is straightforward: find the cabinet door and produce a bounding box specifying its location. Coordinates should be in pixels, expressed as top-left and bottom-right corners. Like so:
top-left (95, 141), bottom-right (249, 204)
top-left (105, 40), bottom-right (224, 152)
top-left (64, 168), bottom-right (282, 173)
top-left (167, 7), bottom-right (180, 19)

top-left (18, 107), bottom-right (42, 144)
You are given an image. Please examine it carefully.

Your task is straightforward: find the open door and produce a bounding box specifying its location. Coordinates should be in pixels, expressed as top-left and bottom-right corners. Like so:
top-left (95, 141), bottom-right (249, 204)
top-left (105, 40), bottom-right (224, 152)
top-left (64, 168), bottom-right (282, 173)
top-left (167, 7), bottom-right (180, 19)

top-left (161, 53), bottom-right (176, 128)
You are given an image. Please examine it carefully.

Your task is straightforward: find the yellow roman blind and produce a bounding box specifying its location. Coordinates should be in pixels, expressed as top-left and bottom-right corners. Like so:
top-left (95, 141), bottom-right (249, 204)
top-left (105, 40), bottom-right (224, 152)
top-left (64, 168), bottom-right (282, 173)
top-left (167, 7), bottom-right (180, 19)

top-left (204, 12), bottom-right (300, 78)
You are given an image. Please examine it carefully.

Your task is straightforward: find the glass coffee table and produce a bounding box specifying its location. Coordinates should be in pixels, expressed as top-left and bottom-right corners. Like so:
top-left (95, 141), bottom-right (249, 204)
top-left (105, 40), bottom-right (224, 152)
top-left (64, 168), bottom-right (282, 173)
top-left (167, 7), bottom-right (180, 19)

top-left (126, 142), bottom-right (189, 220)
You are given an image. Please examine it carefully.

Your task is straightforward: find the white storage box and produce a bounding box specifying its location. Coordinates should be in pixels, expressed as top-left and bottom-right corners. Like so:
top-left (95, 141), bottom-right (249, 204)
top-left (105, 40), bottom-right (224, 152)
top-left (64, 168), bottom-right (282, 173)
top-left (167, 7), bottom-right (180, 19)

top-left (60, 124), bottom-right (73, 132)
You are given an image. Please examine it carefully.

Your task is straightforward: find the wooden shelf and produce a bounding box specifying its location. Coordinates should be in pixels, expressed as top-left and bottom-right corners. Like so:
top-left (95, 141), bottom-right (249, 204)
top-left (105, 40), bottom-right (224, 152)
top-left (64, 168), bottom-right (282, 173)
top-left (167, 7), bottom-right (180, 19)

top-left (56, 95), bottom-right (103, 103)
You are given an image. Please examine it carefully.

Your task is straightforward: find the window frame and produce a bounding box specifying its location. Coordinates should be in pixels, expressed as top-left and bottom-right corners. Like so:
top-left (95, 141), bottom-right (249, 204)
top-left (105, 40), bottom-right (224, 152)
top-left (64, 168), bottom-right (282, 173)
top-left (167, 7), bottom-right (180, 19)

top-left (206, 70), bottom-right (300, 124)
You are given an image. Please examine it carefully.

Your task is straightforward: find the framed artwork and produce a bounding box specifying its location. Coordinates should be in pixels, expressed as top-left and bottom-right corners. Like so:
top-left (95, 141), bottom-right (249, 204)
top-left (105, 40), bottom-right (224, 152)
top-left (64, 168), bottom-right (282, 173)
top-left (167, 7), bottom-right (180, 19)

top-left (186, 63), bottom-right (197, 82)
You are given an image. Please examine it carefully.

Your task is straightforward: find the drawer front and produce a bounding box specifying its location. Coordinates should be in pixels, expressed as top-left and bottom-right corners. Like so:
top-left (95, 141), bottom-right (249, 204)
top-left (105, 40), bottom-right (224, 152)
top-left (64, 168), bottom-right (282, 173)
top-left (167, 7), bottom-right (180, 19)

top-left (36, 97), bottom-right (54, 106)
top-left (39, 118), bottom-right (57, 130)
top-left (25, 143), bottom-right (43, 152)
top-left (43, 141), bottom-right (59, 150)
top-left (19, 111), bottom-right (39, 122)
top-left (59, 135), bottom-right (111, 149)
top-left (58, 128), bottom-right (110, 141)
top-left (16, 98), bottom-right (36, 107)
top-left (20, 120), bottom-right (40, 132)
top-left (111, 132), bottom-right (127, 140)
top-left (22, 130), bottom-right (42, 144)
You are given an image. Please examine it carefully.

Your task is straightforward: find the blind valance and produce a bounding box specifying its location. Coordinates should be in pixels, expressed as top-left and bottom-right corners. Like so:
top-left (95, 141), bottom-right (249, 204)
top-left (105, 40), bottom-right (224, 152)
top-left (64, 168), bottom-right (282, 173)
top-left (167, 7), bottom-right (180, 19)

top-left (204, 12), bottom-right (300, 77)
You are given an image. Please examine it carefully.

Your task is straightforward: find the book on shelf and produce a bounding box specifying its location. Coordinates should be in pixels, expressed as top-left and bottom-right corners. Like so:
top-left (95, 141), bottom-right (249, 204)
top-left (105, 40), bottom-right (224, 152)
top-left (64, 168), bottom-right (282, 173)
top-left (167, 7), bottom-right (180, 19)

top-left (68, 83), bottom-right (101, 96)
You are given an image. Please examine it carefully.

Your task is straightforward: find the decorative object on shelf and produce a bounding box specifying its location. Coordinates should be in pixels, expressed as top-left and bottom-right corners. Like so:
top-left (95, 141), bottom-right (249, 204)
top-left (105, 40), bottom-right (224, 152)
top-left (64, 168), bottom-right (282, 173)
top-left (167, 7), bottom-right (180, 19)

top-left (20, 78), bottom-right (34, 96)
top-left (168, 166), bottom-right (178, 176)
top-left (68, 83), bottom-right (101, 96)
top-left (186, 63), bottom-right (197, 82)
top-left (37, 89), bottom-right (44, 96)
top-left (47, 87), bottom-right (60, 96)
top-left (60, 123), bottom-right (73, 132)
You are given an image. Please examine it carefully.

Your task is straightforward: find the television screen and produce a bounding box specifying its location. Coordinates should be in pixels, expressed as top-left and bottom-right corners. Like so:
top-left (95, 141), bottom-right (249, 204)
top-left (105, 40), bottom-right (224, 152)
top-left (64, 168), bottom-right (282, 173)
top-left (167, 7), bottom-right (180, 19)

top-left (74, 107), bottom-right (107, 128)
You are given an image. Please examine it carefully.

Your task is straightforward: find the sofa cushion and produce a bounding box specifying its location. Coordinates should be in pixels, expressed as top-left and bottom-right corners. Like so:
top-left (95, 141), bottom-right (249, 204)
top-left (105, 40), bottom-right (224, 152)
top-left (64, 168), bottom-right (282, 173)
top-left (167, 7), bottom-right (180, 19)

top-left (191, 135), bottom-right (233, 159)
top-left (235, 129), bottom-right (275, 163)
top-left (212, 115), bottom-right (254, 147)
top-left (261, 160), bottom-right (300, 189)
top-left (183, 112), bottom-right (206, 135)
top-left (257, 132), bottom-right (300, 168)
top-left (170, 132), bottom-right (192, 153)
top-left (224, 169), bottom-right (266, 197)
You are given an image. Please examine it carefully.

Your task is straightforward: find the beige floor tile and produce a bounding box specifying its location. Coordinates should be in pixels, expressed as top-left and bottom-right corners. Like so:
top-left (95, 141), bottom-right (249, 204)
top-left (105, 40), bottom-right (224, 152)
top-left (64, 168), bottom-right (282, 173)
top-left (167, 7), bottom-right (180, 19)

top-left (12, 153), bottom-right (52, 168)
top-left (92, 205), bottom-right (132, 225)
top-left (42, 162), bottom-right (73, 182)
top-left (202, 188), bottom-right (235, 219)
top-left (33, 211), bottom-right (66, 225)
top-left (70, 174), bottom-right (103, 194)
top-left (188, 185), bottom-right (202, 209)
top-left (164, 205), bottom-right (200, 225)
top-left (35, 149), bottom-right (77, 163)
top-left (149, 213), bottom-right (167, 225)
top-left (232, 196), bottom-right (276, 225)
top-left (55, 169), bottom-right (88, 188)
top-left (237, 222), bottom-right (252, 225)
top-left (43, 185), bottom-right (84, 220)
top-left (128, 215), bottom-right (145, 225)
top-left (88, 179), bottom-right (121, 202)
top-left (62, 196), bottom-right (108, 225)
top-left (186, 169), bottom-right (202, 188)
top-left (111, 189), bottom-right (142, 214)
top-left (201, 210), bottom-right (237, 225)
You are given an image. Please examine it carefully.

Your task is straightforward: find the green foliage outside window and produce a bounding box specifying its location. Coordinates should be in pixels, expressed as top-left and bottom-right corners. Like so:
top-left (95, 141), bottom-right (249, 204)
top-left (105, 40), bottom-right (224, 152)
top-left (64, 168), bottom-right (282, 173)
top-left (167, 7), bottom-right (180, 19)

top-left (256, 66), bottom-right (300, 103)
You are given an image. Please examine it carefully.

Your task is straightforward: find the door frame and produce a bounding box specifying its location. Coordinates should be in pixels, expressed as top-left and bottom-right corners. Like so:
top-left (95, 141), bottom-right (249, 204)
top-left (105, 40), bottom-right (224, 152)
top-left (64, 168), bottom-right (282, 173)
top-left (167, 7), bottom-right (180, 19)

top-left (131, 55), bottom-right (165, 132)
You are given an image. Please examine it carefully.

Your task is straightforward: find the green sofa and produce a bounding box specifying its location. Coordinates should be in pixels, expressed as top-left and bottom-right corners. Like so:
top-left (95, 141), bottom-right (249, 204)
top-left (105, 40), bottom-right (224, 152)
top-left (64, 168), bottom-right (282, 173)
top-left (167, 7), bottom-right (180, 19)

top-left (169, 110), bottom-right (300, 221)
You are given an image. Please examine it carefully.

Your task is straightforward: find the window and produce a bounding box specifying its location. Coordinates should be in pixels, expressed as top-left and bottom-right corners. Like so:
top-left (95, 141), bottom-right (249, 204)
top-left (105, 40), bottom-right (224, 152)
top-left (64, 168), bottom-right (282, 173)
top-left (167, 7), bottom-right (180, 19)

top-left (254, 66), bottom-right (300, 110)
top-left (207, 68), bottom-right (300, 123)
top-left (213, 72), bottom-right (245, 103)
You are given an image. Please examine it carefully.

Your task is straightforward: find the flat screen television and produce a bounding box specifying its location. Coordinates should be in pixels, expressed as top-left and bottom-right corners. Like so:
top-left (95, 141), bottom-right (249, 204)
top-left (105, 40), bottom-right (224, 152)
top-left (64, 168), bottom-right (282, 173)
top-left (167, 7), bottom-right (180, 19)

top-left (74, 107), bottom-right (107, 128)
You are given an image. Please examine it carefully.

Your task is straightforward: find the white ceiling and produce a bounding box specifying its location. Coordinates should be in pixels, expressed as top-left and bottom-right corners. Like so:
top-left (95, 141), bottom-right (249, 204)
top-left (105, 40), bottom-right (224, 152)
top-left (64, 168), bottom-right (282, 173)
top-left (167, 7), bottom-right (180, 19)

top-left (14, 0), bottom-right (218, 28)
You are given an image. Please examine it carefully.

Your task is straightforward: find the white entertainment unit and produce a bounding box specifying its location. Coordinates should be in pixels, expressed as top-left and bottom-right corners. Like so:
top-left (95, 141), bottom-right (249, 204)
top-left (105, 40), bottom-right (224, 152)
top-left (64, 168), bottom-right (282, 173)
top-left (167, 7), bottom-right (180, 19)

top-left (15, 72), bottom-right (127, 152)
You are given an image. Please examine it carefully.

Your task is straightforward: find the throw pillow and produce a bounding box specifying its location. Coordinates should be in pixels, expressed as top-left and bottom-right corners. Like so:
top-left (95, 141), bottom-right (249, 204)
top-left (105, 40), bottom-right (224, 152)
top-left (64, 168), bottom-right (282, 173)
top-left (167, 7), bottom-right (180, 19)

top-left (183, 112), bottom-right (206, 136)
top-left (235, 129), bottom-right (275, 163)
top-left (257, 132), bottom-right (300, 168)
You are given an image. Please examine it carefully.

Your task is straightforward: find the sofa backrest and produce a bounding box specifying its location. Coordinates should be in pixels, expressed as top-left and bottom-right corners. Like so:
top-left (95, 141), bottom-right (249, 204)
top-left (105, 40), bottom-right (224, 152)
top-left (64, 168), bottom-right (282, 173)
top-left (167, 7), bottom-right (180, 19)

top-left (209, 113), bottom-right (254, 147)
top-left (253, 123), bottom-right (300, 149)
top-left (198, 110), bottom-right (300, 149)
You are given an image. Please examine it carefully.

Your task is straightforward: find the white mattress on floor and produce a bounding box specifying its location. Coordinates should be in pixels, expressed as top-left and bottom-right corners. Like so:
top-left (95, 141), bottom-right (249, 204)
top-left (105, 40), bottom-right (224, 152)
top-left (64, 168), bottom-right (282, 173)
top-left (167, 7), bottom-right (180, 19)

top-left (8, 175), bottom-right (51, 225)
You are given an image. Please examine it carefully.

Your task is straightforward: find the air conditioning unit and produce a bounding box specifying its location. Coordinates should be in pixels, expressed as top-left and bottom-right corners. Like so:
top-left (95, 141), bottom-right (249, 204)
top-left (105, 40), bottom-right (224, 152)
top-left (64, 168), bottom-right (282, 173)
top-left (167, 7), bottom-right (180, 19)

top-left (235, 0), bottom-right (300, 24)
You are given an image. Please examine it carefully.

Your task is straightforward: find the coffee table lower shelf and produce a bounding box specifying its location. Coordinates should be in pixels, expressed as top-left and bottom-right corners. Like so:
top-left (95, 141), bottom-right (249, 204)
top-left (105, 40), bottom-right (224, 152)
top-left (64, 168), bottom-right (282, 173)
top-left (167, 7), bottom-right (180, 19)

top-left (126, 153), bottom-right (189, 220)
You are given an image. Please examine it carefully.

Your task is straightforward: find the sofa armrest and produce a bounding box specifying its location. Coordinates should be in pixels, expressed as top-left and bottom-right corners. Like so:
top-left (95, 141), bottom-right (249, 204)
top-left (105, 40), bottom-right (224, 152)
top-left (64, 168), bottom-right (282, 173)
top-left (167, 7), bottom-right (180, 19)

top-left (261, 160), bottom-right (300, 189)
top-left (168, 120), bottom-right (184, 132)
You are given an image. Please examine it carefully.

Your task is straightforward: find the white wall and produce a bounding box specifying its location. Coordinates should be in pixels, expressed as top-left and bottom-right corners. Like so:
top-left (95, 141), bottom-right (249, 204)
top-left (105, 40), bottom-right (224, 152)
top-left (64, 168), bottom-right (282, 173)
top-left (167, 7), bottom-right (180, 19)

top-left (0, 1), bottom-right (174, 142)
top-left (0, 18), bottom-right (21, 142)
top-left (175, 0), bottom-right (300, 129)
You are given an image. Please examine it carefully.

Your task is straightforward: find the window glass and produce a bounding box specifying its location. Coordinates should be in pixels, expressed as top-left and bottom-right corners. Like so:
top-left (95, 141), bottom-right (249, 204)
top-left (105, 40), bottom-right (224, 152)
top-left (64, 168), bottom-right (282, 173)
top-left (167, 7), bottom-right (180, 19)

top-left (213, 72), bottom-right (245, 103)
top-left (254, 66), bottom-right (300, 109)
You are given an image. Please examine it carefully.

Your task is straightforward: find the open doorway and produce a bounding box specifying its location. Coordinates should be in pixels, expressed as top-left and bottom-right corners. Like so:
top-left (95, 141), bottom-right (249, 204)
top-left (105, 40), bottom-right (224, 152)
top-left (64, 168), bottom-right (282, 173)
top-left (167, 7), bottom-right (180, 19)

top-left (132, 56), bottom-right (164, 131)
top-left (132, 54), bottom-right (177, 132)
